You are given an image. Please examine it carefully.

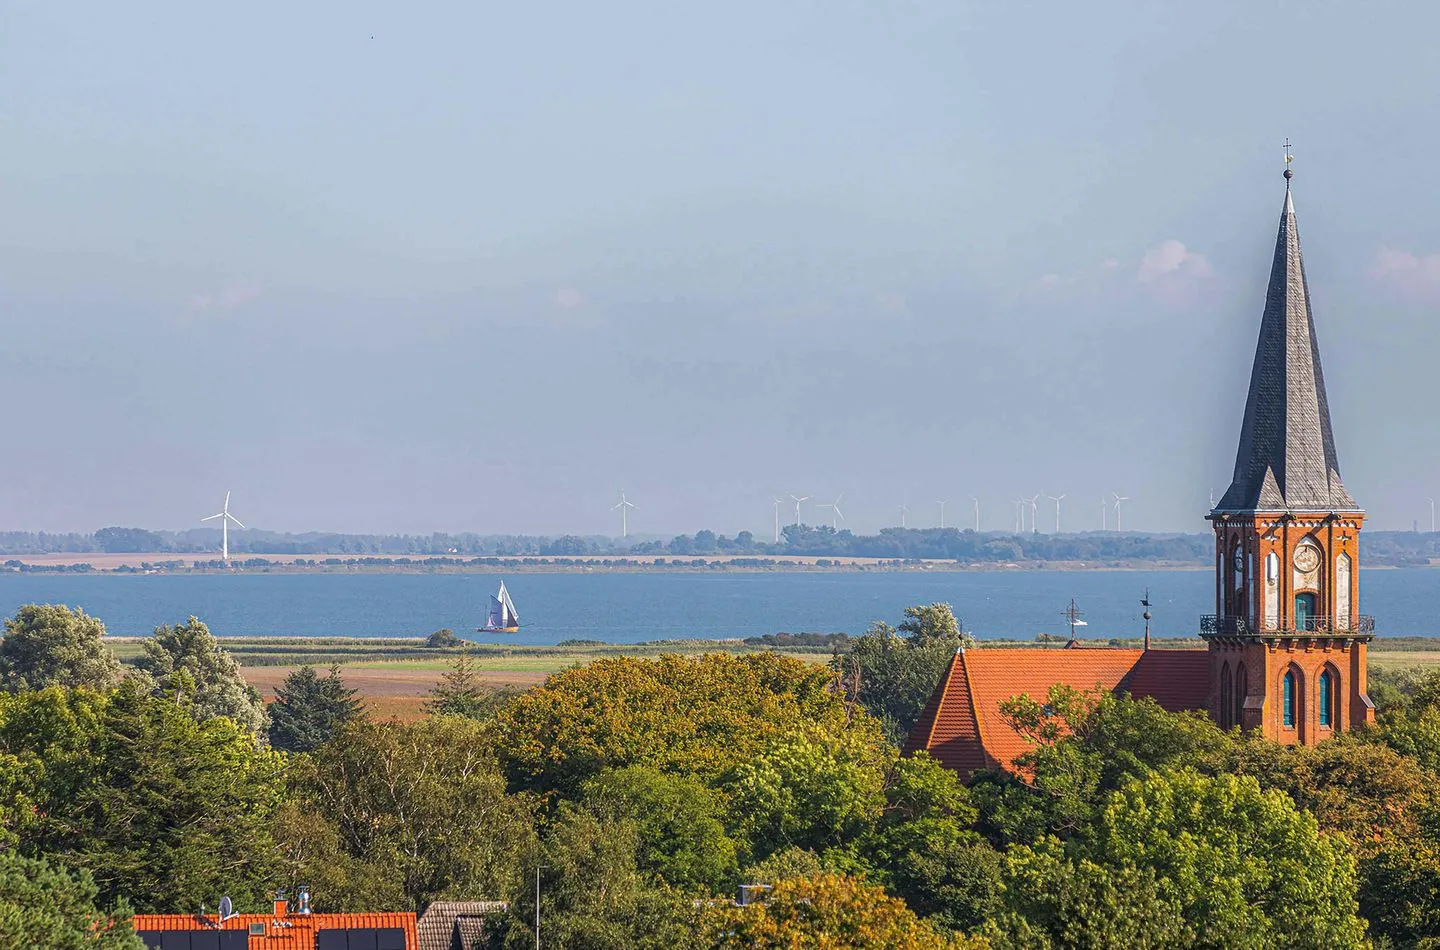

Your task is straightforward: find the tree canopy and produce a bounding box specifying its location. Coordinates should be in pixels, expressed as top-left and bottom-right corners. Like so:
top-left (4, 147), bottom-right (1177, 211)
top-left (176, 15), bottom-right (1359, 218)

top-left (0, 850), bottom-right (144, 950)
top-left (0, 604), bottom-right (123, 693)
top-left (495, 652), bottom-right (871, 794)
top-left (267, 665), bottom-right (363, 752)
top-left (277, 715), bottom-right (534, 912)
top-left (135, 616), bottom-right (267, 733)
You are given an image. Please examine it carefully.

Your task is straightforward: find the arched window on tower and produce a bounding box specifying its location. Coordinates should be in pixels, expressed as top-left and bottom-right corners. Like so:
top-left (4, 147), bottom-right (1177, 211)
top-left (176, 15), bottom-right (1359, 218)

top-left (1220, 662), bottom-right (1232, 729)
top-left (1234, 662), bottom-right (1247, 729)
top-left (1283, 670), bottom-right (1297, 728)
top-left (1319, 668), bottom-right (1335, 728)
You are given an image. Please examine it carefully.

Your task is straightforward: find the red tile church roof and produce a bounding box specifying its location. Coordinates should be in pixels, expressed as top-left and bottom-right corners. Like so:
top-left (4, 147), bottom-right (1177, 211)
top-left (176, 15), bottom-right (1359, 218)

top-left (904, 647), bottom-right (1210, 777)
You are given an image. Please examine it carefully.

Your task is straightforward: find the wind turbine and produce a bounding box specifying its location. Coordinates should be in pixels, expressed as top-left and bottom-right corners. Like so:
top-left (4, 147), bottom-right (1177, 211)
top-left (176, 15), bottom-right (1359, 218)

top-left (971, 497), bottom-right (980, 532)
top-left (898, 504), bottom-right (909, 528)
top-left (1099, 496), bottom-right (1108, 531)
top-left (1111, 493), bottom-right (1131, 532)
top-left (1026, 493), bottom-right (1041, 535)
top-left (1013, 498), bottom-right (1025, 534)
top-left (201, 491), bottom-right (245, 561)
top-left (788, 493), bottom-right (810, 526)
top-left (936, 500), bottom-right (948, 529)
top-left (772, 498), bottom-right (783, 543)
top-left (1430, 497), bottom-right (1436, 534)
top-left (1045, 493), bottom-right (1066, 533)
top-left (818, 494), bottom-right (845, 530)
top-left (611, 490), bottom-right (636, 537)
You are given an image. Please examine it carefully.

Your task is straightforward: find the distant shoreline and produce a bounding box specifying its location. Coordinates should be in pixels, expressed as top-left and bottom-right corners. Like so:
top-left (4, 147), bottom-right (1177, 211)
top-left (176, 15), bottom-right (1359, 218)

top-left (0, 551), bottom-right (1241, 574)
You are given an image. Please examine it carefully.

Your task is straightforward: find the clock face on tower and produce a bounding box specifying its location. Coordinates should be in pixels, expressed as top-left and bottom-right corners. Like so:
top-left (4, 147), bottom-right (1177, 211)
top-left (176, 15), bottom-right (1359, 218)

top-left (1294, 545), bottom-right (1320, 573)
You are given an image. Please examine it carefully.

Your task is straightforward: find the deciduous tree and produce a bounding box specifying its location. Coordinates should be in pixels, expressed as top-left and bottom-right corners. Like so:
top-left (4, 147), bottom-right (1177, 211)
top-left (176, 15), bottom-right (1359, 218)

top-left (136, 617), bottom-right (267, 734)
top-left (279, 715), bottom-right (533, 911)
top-left (495, 653), bottom-right (868, 794)
top-left (582, 766), bottom-right (738, 893)
top-left (0, 605), bottom-right (123, 692)
top-left (699, 873), bottom-right (984, 949)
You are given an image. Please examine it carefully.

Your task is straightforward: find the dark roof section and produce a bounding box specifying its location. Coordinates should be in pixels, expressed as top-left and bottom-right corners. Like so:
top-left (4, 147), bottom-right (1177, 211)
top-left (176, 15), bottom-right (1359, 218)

top-left (1217, 184), bottom-right (1357, 513)
top-left (417, 901), bottom-right (506, 950)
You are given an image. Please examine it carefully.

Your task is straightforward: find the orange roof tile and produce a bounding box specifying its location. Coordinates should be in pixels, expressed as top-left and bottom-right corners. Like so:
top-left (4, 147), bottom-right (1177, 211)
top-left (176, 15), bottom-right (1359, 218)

top-left (906, 647), bottom-right (1210, 778)
top-left (134, 912), bottom-right (418, 950)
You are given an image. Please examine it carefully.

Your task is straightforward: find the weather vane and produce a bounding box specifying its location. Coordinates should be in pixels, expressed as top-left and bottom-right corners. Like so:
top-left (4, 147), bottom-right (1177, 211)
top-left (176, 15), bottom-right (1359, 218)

top-left (1283, 137), bottom-right (1294, 181)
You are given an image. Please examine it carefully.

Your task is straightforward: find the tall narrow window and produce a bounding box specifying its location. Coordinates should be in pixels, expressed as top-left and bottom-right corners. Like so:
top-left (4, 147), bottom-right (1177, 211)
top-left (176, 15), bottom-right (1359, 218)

top-left (1283, 671), bottom-right (1297, 728)
top-left (1319, 669), bottom-right (1334, 727)
top-left (1220, 663), bottom-right (1232, 730)
top-left (1234, 663), bottom-right (1247, 729)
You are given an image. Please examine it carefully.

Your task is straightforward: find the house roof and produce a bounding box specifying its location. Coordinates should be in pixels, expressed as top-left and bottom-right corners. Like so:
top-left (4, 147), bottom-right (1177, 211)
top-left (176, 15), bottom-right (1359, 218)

top-left (904, 647), bottom-right (1210, 777)
top-left (134, 911), bottom-right (419, 950)
top-left (1216, 180), bottom-right (1357, 513)
top-left (416, 901), bottom-right (507, 950)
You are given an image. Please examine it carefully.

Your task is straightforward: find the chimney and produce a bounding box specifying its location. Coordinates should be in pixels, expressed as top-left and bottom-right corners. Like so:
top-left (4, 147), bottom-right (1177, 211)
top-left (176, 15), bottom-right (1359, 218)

top-left (273, 894), bottom-right (288, 918)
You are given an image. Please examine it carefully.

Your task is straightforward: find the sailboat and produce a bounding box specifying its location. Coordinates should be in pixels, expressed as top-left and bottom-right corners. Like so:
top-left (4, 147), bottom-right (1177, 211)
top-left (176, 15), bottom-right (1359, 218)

top-left (480, 580), bottom-right (521, 634)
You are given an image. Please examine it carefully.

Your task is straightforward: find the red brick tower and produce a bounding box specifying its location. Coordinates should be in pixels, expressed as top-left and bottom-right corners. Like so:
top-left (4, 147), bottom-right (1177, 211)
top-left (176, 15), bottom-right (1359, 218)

top-left (1202, 166), bottom-right (1374, 744)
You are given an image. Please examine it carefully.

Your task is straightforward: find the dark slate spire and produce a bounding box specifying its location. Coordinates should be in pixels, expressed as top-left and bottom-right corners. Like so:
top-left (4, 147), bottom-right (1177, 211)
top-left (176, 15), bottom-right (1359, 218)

top-left (1215, 176), bottom-right (1357, 513)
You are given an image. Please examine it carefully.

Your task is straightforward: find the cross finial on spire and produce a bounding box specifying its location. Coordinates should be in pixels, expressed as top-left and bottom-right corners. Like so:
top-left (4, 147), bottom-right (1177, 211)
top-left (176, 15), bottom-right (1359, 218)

top-left (1283, 137), bottom-right (1294, 182)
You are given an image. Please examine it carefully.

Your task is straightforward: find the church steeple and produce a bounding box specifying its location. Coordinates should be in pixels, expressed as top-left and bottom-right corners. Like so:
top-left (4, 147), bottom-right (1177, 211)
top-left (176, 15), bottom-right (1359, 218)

top-left (1215, 174), bottom-right (1356, 513)
top-left (1203, 153), bottom-right (1373, 746)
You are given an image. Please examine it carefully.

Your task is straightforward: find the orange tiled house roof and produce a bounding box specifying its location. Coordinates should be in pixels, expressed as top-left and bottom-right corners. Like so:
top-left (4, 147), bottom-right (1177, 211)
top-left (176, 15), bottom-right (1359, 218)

top-left (904, 647), bottom-right (1210, 778)
top-left (134, 910), bottom-right (418, 950)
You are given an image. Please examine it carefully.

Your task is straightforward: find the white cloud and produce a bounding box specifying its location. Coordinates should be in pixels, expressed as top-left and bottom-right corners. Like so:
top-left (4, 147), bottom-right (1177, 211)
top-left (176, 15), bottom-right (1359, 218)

top-left (554, 286), bottom-right (586, 310)
top-left (1031, 240), bottom-right (1214, 310)
top-left (189, 282), bottom-right (262, 313)
top-left (1137, 240), bottom-right (1213, 283)
top-left (1369, 247), bottom-right (1440, 299)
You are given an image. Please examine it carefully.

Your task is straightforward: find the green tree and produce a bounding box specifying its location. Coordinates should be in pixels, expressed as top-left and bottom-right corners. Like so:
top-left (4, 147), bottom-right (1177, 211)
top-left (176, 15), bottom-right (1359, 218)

top-left (0, 850), bottom-right (144, 950)
top-left (835, 604), bottom-right (971, 741)
top-left (987, 842), bottom-right (1190, 948)
top-left (0, 605), bottom-right (123, 692)
top-left (897, 604), bottom-right (968, 644)
top-left (865, 753), bottom-right (1002, 932)
top-left (582, 766), bottom-right (739, 893)
top-left (426, 649), bottom-right (509, 719)
top-left (1086, 769), bottom-right (1365, 947)
top-left (496, 805), bottom-right (698, 950)
top-left (14, 683), bottom-right (286, 911)
top-left (495, 653), bottom-right (871, 794)
top-left (425, 628), bottom-right (463, 648)
top-left (267, 665), bottom-right (364, 753)
top-left (698, 873), bottom-right (984, 949)
top-left (136, 617), bottom-right (267, 734)
top-left (972, 688), bottom-right (1233, 845)
top-left (278, 715), bottom-right (534, 911)
top-left (725, 728), bottom-right (889, 863)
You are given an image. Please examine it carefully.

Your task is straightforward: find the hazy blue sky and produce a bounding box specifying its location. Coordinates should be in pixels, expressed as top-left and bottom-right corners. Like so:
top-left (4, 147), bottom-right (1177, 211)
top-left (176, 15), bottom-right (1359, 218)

top-left (3, 1), bottom-right (1439, 536)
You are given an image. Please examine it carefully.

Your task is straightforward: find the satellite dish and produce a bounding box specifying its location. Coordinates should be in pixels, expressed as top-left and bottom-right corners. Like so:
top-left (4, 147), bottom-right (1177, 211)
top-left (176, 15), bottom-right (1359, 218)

top-left (219, 896), bottom-right (234, 920)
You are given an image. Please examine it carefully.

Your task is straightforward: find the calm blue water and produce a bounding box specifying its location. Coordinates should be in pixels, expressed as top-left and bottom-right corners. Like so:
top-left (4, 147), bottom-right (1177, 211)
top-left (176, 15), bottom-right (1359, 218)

top-left (0, 570), bottom-right (1434, 644)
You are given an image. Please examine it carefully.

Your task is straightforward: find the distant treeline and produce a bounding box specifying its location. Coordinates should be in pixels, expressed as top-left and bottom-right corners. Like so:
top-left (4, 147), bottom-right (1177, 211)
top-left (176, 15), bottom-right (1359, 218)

top-left (0, 524), bottom-right (1436, 566)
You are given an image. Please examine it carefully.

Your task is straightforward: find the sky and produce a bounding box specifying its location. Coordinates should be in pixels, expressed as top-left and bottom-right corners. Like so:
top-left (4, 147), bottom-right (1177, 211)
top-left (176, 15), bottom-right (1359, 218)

top-left (3, 1), bottom-right (1440, 537)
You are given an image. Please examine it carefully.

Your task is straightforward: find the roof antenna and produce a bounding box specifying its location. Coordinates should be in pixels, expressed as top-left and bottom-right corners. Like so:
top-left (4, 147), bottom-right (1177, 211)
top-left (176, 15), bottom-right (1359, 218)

top-left (1141, 590), bottom-right (1153, 651)
top-left (1062, 598), bottom-right (1086, 647)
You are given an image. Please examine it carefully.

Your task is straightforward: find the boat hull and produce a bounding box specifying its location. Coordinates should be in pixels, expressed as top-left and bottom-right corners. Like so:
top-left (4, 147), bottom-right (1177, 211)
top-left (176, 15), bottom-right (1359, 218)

top-left (480, 625), bottom-right (520, 634)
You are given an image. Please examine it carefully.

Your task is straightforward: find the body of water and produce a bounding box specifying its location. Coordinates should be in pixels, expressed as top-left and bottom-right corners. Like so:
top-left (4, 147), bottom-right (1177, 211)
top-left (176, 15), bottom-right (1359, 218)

top-left (1, 569), bottom-right (1436, 644)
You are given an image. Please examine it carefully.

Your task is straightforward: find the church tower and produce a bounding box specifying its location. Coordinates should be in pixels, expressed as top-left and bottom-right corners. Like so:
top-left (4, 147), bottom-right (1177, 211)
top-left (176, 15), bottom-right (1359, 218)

top-left (1202, 162), bottom-right (1374, 744)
